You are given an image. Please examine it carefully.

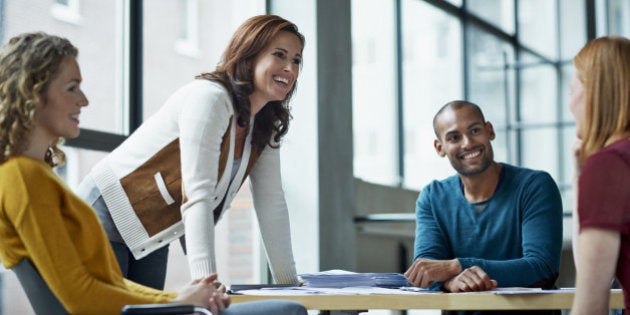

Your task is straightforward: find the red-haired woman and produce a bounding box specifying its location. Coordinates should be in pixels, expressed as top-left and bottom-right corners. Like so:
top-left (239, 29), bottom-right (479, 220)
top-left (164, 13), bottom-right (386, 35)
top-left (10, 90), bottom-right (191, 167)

top-left (570, 36), bottom-right (630, 314)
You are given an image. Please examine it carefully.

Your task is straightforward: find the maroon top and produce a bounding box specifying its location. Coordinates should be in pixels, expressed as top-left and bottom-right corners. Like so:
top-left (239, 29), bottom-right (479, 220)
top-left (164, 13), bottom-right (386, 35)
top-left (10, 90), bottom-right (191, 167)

top-left (579, 138), bottom-right (630, 309)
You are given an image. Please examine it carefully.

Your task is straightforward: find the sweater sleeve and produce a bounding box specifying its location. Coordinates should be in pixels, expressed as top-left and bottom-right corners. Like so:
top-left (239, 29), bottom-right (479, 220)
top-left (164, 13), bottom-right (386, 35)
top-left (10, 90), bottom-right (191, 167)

top-left (413, 184), bottom-right (453, 261)
top-left (124, 279), bottom-right (178, 300)
top-left (249, 145), bottom-right (299, 284)
top-left (179, 81), bottom-right (232, 279)
top-left (413, 183), bottom-right (454, 291)
top-left (4, 165), bottom-right (175, 314)
top-left (457, 172), bottom-right (563, 288)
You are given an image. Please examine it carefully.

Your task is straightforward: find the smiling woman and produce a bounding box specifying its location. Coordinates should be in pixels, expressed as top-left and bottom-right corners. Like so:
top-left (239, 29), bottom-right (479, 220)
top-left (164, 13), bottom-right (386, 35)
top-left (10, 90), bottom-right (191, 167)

top-left (0, 33), bottom-right (80, 167)
top-left (250, 30), bottom-right (302, 114)
top-left (33, 57), bottom-right (88, 144)
top-left (75, 14), bottom-right (306, 291)
top-left (0, 31), bottom-right (308, 315)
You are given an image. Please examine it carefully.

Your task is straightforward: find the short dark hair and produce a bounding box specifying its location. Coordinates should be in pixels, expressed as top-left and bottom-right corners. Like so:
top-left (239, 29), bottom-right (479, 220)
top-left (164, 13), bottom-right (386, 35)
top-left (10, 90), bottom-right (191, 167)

top-left (433, 100), bottom-right (486, 139)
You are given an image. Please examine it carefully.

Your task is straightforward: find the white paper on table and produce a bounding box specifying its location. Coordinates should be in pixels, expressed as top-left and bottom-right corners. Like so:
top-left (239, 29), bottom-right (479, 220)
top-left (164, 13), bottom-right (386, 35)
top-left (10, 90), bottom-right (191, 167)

top-left (487, 287), bottom-right (544, 295)
top-left (236, 286), bottom-right (441, 295)
top-left (237, 287), bottom-right (325, 296)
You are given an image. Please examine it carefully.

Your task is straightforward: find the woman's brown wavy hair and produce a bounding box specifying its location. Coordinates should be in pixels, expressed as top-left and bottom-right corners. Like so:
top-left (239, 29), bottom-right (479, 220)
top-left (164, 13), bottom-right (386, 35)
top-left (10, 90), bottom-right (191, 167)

top-left (0, 32), bottom-right (78, 167)
top-left (196, 14), bottom-right (305, 151)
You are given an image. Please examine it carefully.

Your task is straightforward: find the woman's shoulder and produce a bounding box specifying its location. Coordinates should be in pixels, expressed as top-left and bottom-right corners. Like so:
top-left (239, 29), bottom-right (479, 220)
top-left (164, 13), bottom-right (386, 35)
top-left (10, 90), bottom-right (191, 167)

top-left (167, 79), bottom-right (233, 114)
top-left (0, 156), bottom-right (50, 177)
top-left (0, 157), bottom-right (55, 194)
top-left (600, 138), bottom-right (630, 159)
top-left (183, 79), bottom-right (230, 99)
top-left (583, 139), bottom-right (630, 174)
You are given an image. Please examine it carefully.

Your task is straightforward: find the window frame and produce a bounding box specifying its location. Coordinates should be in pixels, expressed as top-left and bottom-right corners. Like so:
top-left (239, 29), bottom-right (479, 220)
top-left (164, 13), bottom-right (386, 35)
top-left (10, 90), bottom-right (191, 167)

top-left (65, 0), bottom-right (142, 150)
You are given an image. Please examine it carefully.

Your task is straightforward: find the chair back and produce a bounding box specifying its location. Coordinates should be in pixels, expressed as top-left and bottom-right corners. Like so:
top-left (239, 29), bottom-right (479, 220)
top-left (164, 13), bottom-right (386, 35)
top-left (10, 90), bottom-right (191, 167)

top-left (12, 259), bottom-right (68, 315)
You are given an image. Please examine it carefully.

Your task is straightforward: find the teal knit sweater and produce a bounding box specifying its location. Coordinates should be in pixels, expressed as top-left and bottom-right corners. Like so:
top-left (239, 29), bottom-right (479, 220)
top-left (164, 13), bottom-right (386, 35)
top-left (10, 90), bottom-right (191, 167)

top-left (414, 163), bottom-right (562, 290)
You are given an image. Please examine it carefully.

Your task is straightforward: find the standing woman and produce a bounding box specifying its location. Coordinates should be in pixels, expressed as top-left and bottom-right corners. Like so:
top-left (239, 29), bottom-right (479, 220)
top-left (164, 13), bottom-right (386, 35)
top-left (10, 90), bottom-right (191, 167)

top-left (570, 36), bottom-right (630, 314)
top-left (77, 14), bottom-right (304, 289)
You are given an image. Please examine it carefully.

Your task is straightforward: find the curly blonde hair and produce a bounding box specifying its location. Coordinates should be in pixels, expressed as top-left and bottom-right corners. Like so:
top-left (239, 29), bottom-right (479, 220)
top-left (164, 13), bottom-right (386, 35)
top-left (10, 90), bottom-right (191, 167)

top-left (0, 32), bottom-right (77, 167)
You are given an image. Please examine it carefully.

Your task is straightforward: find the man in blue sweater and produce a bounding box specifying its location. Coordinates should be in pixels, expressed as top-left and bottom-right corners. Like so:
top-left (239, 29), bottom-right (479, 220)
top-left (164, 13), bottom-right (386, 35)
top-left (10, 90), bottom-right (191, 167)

top-left (404, 100), bottom-right (562, 315)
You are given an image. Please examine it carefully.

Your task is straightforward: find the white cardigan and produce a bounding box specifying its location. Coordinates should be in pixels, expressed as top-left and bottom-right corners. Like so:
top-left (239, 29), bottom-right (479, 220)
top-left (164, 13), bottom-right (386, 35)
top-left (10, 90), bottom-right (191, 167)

top-left (86, 80), bottom-right (298, 283)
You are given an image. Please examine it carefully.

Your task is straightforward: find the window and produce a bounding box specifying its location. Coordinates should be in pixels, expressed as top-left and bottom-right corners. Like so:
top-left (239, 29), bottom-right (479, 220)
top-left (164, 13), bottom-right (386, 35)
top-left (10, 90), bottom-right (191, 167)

top-left (466, 25), bottom-right (514, 165)
top-left (174, 0), bottom-right (200, 58)
top-left (352, 0), bottom-right (398, 185)
top-left (51, 0), bottom-right (82, 24)
top-left (350, 0), bottom-right (607, 214)
top-left (401, 0), bottom-right (463, 189)
top-left (467, 0), bottom-right (515, 34)
top-left (518, 0), bottom-right (557, 60)
top-left (519, 52), bottom-right (559, 176)
top-left (607, 0), bottom-right (630, 36)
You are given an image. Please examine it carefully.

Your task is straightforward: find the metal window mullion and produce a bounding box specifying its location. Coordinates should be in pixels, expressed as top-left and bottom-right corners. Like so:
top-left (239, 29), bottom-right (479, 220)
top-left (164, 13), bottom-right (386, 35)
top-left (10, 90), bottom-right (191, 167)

top-left (129, 0), bottom-right (143, 132)
top-left (512, 0), bottom-right (523, 166)
top-left (396, 0), bottom-right (405, 187)
top-left (462, 0), bottom-right (469, 100)
top-left (555, 0), bottom-right (566, 189)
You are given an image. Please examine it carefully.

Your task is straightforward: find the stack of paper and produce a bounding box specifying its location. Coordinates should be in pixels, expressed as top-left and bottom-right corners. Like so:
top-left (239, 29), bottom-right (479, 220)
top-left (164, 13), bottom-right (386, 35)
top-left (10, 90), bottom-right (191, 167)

top-left (299, 269), bottom-right (410, 288)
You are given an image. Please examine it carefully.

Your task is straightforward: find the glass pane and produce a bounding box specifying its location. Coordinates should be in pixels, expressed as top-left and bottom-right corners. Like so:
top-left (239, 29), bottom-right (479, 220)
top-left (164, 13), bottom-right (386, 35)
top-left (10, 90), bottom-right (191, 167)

top-left (521, 127), bottom-right (559, 180)
top-left (466, 26), bottom-right (515, 130)
top-left (608, 0), bottom-right (630, 36)
top-left (519, 54), bottom-right (557, 124)
top-left (518, 0), bottom-right (558, 59)
top-left (352, 0), bottom-right (398, 186)
top-left (467, 0), bottom-right (515, 34)
top-left (143, 0), bottom-right (264, 119)
top-left (401, 0), bottom-right (463, 190)
top-left (561, 125), bottom-right (578, 211)
top-left (560, 0), bottom-right (586, 60)
top-left (2, 0), bottom-right (126, 134)
top-left (494, 128), bottom-right (515, 167)
top-left (561, 63), bottom-right (576, 122)
top-left (561, 187), bottom-right (574, 214)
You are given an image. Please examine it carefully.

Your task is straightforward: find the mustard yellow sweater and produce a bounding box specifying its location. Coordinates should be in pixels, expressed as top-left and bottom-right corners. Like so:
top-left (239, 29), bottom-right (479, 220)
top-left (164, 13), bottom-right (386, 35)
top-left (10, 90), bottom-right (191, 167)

top-left (0, 156), bottom-right (177, 314)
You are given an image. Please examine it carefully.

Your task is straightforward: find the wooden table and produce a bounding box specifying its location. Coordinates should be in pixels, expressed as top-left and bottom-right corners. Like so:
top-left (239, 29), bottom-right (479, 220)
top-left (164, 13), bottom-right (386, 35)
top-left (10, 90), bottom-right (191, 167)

top-left (231, 289), bottom-right (624, 311)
